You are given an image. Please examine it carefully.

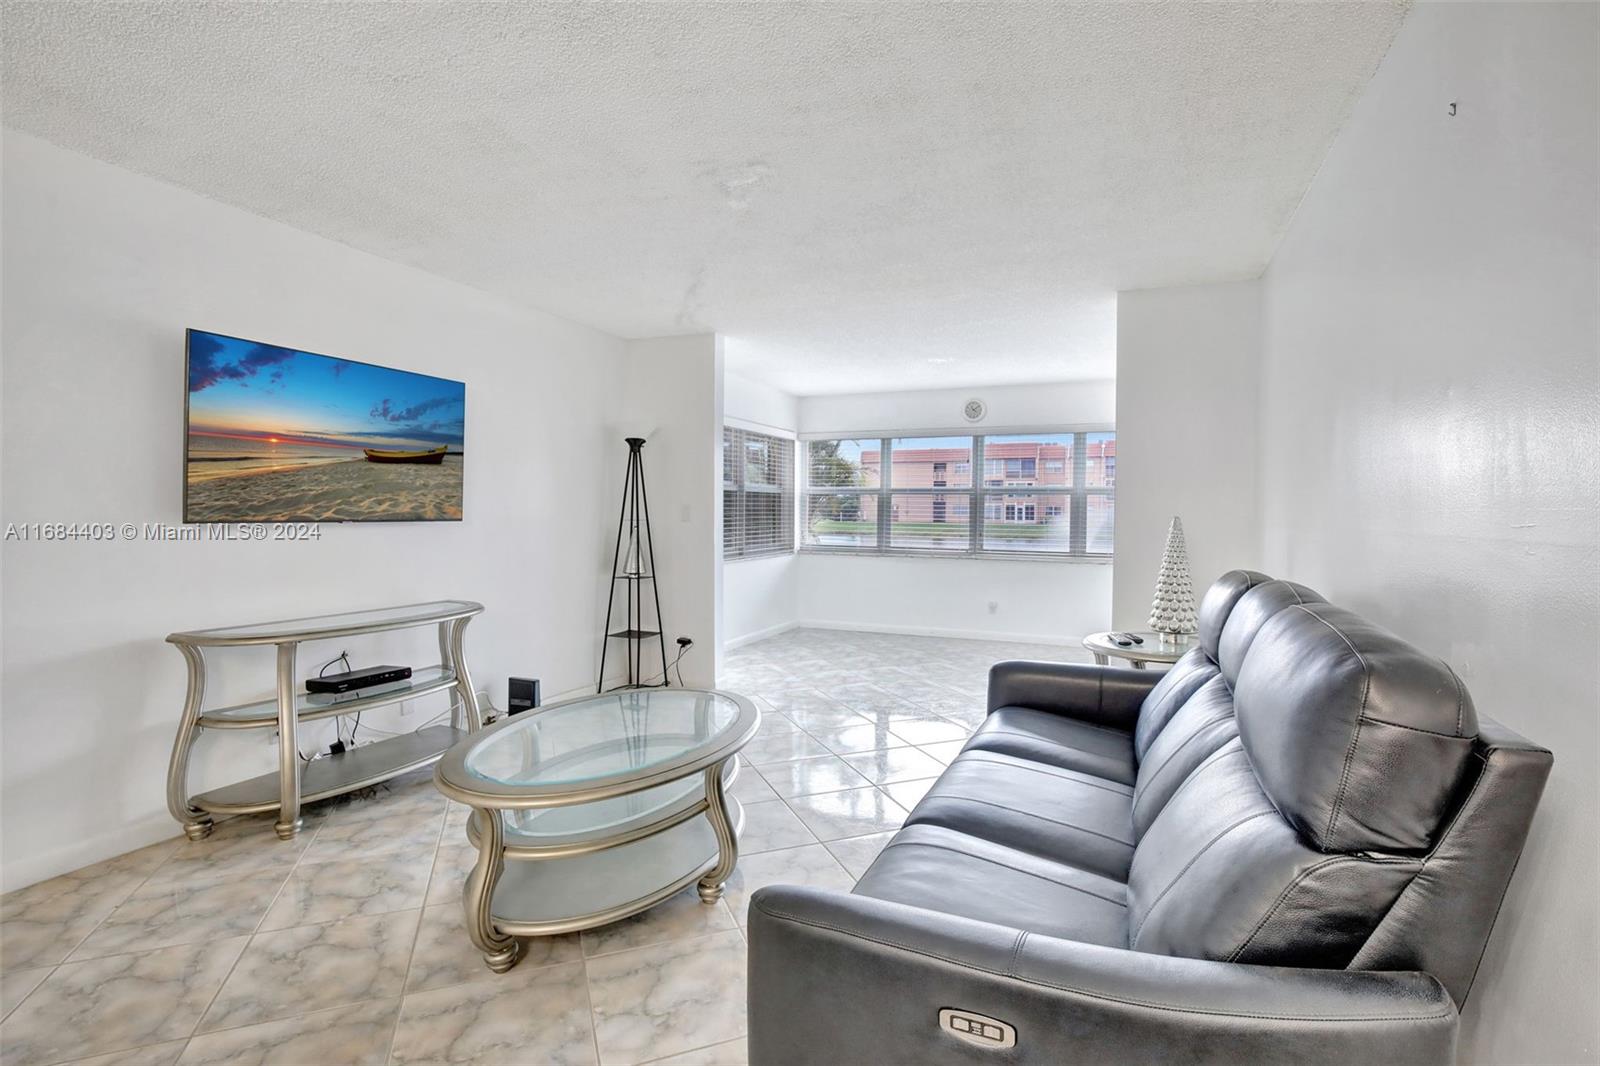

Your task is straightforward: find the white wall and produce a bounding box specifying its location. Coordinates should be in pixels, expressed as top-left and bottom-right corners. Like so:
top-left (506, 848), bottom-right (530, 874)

top-left (795, 553), bottom-right (1110, 645)
top-left (615, 335), bottom-right (724, 686)
top-left (796, 381), bottom-right (1115, 644)
top-left (0, 133), bottom-right (626, 890)
top-left (796, 380), bottom-right (1114, 438)
top-left (1255, 4), bottom-right (1599, 1061)
top-left (722, 554), bottom-right (800, 649)
top-left (724, 372), bottom-right (799, 440)
top-left (1113, 280), bottom-right (1262, 629)
top-left (722, 372), bottom-right (801, 649)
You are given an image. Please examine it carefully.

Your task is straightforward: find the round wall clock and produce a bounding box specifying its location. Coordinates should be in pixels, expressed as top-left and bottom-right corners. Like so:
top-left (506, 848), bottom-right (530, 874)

top-left (963, 398), bottom-right (987, 423)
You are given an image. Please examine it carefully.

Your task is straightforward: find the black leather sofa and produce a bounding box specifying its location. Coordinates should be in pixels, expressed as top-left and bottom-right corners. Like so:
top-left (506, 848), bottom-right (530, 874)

top-left (748, 571), bottom-right (1552, 1065)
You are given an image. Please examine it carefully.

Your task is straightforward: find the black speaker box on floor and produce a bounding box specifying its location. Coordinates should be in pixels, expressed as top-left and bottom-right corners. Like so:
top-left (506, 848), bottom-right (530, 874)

top-left (509, 677), bottom-right (541, 715)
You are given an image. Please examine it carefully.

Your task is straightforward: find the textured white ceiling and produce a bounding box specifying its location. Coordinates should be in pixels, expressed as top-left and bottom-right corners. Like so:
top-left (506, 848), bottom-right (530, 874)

top-left (2, 2), bottom-right (1405, 396)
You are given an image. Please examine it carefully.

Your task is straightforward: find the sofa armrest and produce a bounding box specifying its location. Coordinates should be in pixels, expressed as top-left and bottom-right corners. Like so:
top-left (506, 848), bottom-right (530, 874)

top-left (748, 886), bottom-right (1457, 1066)
top-left (987, 660), bottom-right (1160, 732)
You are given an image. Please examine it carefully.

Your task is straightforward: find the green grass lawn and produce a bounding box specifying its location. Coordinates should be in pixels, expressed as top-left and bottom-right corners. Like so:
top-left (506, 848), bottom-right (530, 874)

top-left (811, 520), bottom-right (1059, 541)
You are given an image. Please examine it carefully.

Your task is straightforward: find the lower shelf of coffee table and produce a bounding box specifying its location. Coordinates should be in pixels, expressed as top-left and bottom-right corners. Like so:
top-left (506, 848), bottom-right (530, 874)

top-left (488, 796), bottom-right (745, 936)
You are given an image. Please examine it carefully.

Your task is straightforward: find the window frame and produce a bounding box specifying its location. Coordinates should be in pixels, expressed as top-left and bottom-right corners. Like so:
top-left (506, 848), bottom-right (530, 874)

top-left (799, 425), bottom-right (1113, 562)
top-left (722, 424), bottom-right (796, 561)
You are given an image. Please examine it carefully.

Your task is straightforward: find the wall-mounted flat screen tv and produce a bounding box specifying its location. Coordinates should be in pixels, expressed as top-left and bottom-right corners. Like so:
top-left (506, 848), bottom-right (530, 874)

top-left (184, 329), bottom-right (465, 523)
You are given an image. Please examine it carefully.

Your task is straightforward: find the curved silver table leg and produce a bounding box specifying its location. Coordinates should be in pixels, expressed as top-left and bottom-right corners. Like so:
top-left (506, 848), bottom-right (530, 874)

top-left (274, 642), bottom-right (303, 840)
top-left (438, 621), bottom-right (459, 731)
top-left (464, 809), bottom-right (520, 972)
top-left (166, 642), bottom-right (213, 840)
top-left (450, 617), bottom-right (484, 732)
top-left (698, 758), bottom-right (738, 903)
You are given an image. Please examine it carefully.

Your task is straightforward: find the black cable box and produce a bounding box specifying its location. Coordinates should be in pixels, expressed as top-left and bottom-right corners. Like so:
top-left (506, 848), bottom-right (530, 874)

top-left (306, 665), bottom-right (413, 694)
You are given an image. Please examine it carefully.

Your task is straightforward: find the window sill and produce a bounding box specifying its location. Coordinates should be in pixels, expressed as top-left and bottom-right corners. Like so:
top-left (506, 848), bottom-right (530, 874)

top-left (798, 547), bottom-right (1112, 564)
top-left (724, 549), bottom-right (798, 564)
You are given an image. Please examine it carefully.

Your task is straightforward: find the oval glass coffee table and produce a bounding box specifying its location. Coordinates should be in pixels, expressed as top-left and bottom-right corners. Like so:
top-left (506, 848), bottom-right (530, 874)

top-left (433, 687), bottom-right (759, 972)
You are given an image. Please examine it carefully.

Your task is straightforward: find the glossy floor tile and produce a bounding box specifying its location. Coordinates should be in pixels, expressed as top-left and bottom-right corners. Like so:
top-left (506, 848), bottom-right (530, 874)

top-left (822, 830), bottom-right (898, 878)
top-left (65, 1039), bottom-right (189, 1066)
top-left (390, 961), bottom-right (596, 1066)
top-left (840, 745), bottom-right (946, 785)
top-left (881, 776), bottom-right (941, 810)
top-left (406, 903), bottom-right (583, 995)
top-left (803, 720), bottom-right (910, 755)
top-left (727, 764), bottom-right (779, 804)
top-left (581, 887), bottom-right (737, 958)
top-left (752, 754), bottom-right (871, 799)
top-left (739, 731), bottom-right (832, 766)
top-left (1, 840), bottom-right (182, 969)
top-left (586, 931), bottom-right (747, 1065)
top-left (0, 966), bottom-right (50, 1022)
top-left (720, 845), bottom-right (854, 927)
top-left (735, 800), bottom-right (819, 853)
top-left (0, 937), bottom-right (248, 1065)
top-left (200, 909), bottom-right (417, 1033)
top-left (0, 628), bottom-right (1084, 1064)
top-left (257, 851), bottom-right (431, 931)
top-left (67, 866), bottom-right (290, 962)
top-left (644, 1036), bottom-right (748, 1064)
top-left (783, 786), bottom-right (910, 842)
top-left (177, 999), bottom-right (400, 1066)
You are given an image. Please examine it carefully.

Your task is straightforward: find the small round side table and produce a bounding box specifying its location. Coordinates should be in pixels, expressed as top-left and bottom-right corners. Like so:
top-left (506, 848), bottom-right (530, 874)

top-left (1082, 631), bottom-right (1191, 670)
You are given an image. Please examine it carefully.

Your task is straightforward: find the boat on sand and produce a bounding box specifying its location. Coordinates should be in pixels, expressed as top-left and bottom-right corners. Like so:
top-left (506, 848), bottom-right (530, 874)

top-left (363, 445), bottom-right (448, 465)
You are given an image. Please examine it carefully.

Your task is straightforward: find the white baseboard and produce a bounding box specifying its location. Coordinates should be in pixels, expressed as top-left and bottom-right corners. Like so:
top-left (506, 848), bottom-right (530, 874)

top-left (3, 810), bottom-right (181, 894)
top-left (724, 621), bottom-right (800, 650)
top-left (798, 619), bottom-right (1085, 647)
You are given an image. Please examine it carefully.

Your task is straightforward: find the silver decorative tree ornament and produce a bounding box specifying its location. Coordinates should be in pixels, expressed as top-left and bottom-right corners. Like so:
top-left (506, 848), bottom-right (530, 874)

top-left (1148, 516), bottom-right (1198, 644)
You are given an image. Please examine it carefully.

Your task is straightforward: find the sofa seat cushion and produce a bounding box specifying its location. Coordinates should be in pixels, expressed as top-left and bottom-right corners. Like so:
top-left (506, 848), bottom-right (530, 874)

top-left (903, 750), bottom-right (1136, 880)
top-left (963, 706), bottom-right (1137, 786)
top-left (852, 823), bottom-right (1129, 947)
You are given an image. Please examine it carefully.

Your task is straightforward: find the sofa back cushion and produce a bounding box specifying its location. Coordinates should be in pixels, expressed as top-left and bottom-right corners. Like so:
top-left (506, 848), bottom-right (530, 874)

top-left (1131, 648), bottom-right (1216, 759)
top-left (1196, 569), bottom-right (1274, 661)
top-left (1234, 603), bottom-right (1478, 852)
top-left (1127, 740), bottom-right (1420, 965)
top-left (1216, 579), bottom-right (1324, 686)
top-left (1131, 675), bottom-right (1238, 838)
top-left (1133, 569), bottom-right (1270, 759)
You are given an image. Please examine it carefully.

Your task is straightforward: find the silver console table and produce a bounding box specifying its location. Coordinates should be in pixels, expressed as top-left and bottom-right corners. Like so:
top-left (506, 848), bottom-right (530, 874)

top-left (166, 600), bottom-right (485, 841)
top-left (433, 687), bottom-right (758, 973)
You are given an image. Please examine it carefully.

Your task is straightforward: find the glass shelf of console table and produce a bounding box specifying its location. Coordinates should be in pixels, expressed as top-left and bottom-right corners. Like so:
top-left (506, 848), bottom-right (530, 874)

top-left (435, 688), bottom-right (759, 972)
top-left (197, 665), bottom-right (460, 729)
top-left (191, 724), bottom-right (469, 817)
top-left (166, 600), bottom-right (485, 842)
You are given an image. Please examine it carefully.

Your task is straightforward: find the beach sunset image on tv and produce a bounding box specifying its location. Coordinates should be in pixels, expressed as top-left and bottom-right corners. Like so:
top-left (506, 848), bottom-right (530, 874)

top-left (184, 330), bottom-right (465, 522)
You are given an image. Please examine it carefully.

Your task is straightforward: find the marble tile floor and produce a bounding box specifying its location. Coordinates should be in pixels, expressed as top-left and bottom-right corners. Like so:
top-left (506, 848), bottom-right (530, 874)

top-left (0, 628), bottom-right (1087, 1066)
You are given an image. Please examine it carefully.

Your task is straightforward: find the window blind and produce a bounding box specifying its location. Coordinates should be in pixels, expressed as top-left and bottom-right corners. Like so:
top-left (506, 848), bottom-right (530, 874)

top-left (723, 427), bottom-right (795, 559)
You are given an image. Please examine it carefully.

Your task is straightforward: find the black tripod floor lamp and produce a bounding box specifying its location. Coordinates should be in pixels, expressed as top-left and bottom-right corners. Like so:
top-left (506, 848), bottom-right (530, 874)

top-left (598, 437), bottom-right (669, 692)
